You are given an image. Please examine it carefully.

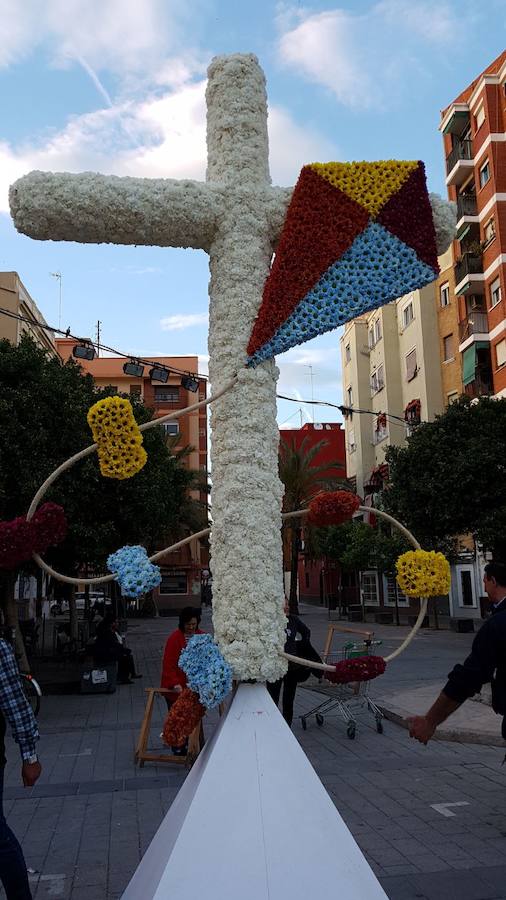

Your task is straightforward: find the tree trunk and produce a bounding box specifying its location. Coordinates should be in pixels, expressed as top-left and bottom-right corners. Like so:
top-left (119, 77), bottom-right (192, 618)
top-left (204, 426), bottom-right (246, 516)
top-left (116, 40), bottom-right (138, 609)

top-left (289, 526), bottom-right (300, 615)
top-left (0, 571), bottom-right (30, 672)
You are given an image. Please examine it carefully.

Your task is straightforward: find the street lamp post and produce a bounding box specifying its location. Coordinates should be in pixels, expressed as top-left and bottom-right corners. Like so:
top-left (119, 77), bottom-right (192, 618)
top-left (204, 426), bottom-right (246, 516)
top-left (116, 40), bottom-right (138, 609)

top-left (50, 272), bottom-right (62, 330)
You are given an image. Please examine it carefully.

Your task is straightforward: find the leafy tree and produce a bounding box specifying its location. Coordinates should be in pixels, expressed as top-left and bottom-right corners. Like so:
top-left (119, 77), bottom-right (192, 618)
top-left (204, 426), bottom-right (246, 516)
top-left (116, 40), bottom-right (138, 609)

top-left (382, 396), bottom-right (506, 559)
top-left (278, 434), bottom-right (346, 614)
top-left (0, 336), bottom-right (205, 655)
top-left (313, 520), bottom-right (408, 574)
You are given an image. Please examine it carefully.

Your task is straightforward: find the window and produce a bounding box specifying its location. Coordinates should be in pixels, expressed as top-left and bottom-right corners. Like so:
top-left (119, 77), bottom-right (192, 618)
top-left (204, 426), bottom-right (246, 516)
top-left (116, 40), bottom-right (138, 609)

top-left (348, 429), bottom-right (356, 453)
top-left (490, 277), bottom-right (502, 309)
top-left (361, 571), bottom-right (379, 606)
top-left (479, 159), bottom-right (490, 188)
top-left (383, 575), bottom-right (409, 607)
top-left (496, 339), bottom-right (506, 368)
top-left (154, 386), bottom-right (180, 402)
top-left (374, 318), bottom-right (382, 343)
top-left (129, 384), bottom-right (141, 396)
top-left (162, 422), bottom-right (179, 435)
top-left (345, 343), bottom-right (351, 363)
top-left (402, 302), bottom-right (414, 329)
top-left (105, 385), bottom-right (117, 394)
top-left (368, 328), bottom-right (374, 349)
top-left (373, 418), bottom-right (388, 444)
top-left (447, 391), bottom-right (459, 405)
top-left (475, 104), bottom-right (485, 130)
top-left (405, 348), bottom-right (418, 382)
top-left (483, 217), bottom-right (496, 244)
top-left (443, 334), bottom-right (454, 362)
top-left (347, 385), bottom-right (353, 407)
top-left (440, 282), bottom-right (450, 308)
top-left (370, 364), bottom-right (384, 395)
top-left (159, 570), bottom-right (188, 595)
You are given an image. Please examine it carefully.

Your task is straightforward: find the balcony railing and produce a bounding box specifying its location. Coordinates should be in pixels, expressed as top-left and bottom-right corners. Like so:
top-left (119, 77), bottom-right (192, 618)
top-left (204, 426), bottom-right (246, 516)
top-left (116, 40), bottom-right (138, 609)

top-left (459, 312), bottom-right (488, 342)
top-left (446, 140), bottom-right (473, 174)
top-left (455, 252), bottom-right (483, 285)
top-left (464, 371), bottom-right (493, 399)
top-left (457, 194), bottom-right (477, 219)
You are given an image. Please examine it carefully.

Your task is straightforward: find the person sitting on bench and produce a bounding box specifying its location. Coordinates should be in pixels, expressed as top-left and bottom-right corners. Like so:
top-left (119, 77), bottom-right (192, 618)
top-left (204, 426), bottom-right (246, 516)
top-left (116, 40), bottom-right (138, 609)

top-left (93, 614), bottom-right (142, 685)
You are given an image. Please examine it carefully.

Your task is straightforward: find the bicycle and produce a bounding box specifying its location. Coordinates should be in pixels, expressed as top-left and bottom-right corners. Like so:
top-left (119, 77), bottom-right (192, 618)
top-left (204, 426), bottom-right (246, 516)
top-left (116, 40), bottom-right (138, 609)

top-left (20, 672), bottom-right (42, 718)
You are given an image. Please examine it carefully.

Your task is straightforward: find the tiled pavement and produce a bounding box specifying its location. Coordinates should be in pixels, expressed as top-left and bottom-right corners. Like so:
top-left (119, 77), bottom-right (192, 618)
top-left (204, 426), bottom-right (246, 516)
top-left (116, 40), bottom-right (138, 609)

top-left (3, 607), bottom-right (506, 899)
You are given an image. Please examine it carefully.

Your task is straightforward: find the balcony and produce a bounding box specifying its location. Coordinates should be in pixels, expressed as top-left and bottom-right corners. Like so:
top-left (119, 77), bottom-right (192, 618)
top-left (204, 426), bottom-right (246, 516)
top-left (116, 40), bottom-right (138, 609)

top-left (464, 370), bottom-right (493, 399)
top-left (457, 194), bottom-right (477, 219)
top-left (454, 252), bottom-right (484, 295)
top-left (456, 194), bottom-right (478, 238)
top-left (446, 140), bottom-right (474, 186)
top-left (459, 311), bottom-right (488, 343)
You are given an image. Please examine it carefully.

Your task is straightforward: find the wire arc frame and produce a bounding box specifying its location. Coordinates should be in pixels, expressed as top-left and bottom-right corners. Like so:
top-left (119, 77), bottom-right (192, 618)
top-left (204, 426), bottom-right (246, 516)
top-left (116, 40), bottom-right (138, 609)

top-left (25, 376), bottom-right (239, 587)
top-left (279, 505), bottom-right (426, 667)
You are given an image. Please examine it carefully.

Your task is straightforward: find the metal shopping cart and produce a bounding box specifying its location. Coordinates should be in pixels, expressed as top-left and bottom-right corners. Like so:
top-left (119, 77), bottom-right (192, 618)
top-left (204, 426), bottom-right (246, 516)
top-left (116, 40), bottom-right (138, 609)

top-left (299, 624), bottom-right (384, 739)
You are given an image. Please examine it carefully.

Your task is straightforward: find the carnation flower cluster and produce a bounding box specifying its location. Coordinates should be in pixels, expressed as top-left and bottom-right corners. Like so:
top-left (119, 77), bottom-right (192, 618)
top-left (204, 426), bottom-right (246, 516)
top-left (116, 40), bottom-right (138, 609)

top-left (396, 550), bottom-right (451, 598)
top-left (179, 634), bottom-right (233, 709)
top-left (308, 491), bottom-right (361, 527)
top-left (324, 654), bottom-right (386, 685)
top-left (107, 545), bottom-right (161, 598)
top-left (163, 688), bottom-right (205, 749)
top-left (247, 160), bottom-right (439, 365)
top-left (0, 503), bottom-right (68, 570)
top-left (87, 396), bottom-right (147, 480)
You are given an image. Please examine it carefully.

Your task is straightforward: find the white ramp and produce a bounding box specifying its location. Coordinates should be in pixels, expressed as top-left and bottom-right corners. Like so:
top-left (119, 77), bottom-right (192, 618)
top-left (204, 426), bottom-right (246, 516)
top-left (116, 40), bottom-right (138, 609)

top-left (122, 684), bottom-right (387, 899)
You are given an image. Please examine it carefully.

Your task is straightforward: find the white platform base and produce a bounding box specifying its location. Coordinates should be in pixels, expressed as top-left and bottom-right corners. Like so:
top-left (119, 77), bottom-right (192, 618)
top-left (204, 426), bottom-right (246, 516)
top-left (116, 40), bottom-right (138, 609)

top-left (122, 684), bottom-right (387, 899)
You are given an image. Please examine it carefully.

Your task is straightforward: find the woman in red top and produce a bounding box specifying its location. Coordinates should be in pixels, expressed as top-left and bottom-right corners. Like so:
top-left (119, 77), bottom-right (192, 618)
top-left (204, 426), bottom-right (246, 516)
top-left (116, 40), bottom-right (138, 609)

top-left (161, 606), bottom-right (203, 699)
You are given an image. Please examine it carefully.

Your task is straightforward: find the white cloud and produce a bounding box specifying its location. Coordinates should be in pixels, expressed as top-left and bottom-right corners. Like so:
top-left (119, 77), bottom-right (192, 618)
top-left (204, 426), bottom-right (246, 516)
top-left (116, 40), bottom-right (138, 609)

top-left (0, 71), bottom-right (336, 211)
top-left (277, 2), bottom-right (471, 109)
top-left (160, 312), bottom-right (208, 331)
top-left (0, 0), bottom-right (182, 76)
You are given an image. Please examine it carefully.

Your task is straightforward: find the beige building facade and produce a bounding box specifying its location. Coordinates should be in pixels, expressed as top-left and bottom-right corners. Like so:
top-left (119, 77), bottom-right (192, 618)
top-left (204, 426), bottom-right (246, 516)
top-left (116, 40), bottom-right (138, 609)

top-left (340, 279), bottom-right (444, 497)
top-left (0, 272), bottom-right (57, 355)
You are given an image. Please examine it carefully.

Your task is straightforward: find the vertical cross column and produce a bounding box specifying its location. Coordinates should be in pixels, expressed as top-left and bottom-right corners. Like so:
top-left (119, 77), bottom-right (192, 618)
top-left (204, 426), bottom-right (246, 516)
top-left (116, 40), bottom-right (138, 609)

top-left (206, 55), bottom-right (286, 681)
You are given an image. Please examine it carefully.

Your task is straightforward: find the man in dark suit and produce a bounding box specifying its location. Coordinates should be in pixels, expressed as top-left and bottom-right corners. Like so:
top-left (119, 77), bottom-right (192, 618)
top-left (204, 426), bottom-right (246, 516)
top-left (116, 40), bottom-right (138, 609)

top-left (408, 561), bottom-right (506, 745)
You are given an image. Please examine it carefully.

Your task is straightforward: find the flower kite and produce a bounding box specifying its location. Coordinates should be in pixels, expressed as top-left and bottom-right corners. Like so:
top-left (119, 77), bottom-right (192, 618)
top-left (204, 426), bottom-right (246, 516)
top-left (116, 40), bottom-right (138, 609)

top-left (87, 396), bottom-right (147, 479)
top-left (107, 545), bottom-right (161, 598)
top-left (247, 160), bottom-right (438, 364)
top-left (396, 549), bottom-right (451, 598)
top-left (307, 490), bottom-right (361, 527)
top-left (179, 634), bottom-right (233, 709)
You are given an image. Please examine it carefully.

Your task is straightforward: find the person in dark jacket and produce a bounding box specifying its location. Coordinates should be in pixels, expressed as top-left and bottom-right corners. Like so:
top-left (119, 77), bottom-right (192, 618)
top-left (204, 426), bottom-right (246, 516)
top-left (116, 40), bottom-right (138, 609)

top-left (0, 638), bottom-right (41, 899)
top-left (408, 561), bottom-right (506, 745)
top-left (267, 599), bottom-right (318, 727)
top-left (93, 614), bottom-right (141, 684)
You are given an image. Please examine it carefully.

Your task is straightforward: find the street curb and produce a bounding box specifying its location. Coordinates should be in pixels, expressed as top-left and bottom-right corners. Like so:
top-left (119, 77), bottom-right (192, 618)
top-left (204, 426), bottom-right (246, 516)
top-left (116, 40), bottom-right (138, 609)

top-left (378, 702), bottom-right (506, 748)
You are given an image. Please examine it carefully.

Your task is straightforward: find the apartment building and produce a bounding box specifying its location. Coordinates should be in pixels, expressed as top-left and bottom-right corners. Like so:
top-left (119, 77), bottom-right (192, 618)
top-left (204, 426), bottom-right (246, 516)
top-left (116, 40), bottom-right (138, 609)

top-left (436, 247), bottom-right (463, 405)
top-left (0, 271), bottom-right (57, 356)
top-left (340, 284), bottom-right (443, 497)
top-left (440, 50), bottom-right (506, 399)
top-left (56, 339), bottom-right (208, 613)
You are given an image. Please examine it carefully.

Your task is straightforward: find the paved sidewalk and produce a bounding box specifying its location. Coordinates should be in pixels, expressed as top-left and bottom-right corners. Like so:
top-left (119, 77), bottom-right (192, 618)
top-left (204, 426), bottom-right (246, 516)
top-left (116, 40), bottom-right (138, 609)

top-left (2, 607), bottom-right (505, 900)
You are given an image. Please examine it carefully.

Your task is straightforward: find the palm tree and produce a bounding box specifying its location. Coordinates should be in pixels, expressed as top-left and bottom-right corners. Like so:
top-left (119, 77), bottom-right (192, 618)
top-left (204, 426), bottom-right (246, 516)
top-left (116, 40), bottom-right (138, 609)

top-left (279, 435), bottom-right (347, 614)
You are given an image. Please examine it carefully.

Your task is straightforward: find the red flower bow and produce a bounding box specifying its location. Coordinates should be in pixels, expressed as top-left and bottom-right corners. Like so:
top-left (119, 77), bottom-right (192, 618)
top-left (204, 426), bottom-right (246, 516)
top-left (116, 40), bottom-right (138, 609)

top-left (325, 655), bottom-right (386, 685)
top-left (307, 490), bottom-right (360, 527)
top-left (163, 688), bottom-right (205, 748)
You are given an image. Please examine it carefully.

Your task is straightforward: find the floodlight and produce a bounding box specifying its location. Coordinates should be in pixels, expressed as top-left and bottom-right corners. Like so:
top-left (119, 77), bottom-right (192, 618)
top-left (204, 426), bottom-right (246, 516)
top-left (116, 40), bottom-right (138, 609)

top-left (72, 344), bottom-right (96, 361)
top-left (181, 374), bottom-right (199, 393)
top-left (149, 366), bottom-right (170, 383)
top-left (123, 360), bottom-right (145, 378)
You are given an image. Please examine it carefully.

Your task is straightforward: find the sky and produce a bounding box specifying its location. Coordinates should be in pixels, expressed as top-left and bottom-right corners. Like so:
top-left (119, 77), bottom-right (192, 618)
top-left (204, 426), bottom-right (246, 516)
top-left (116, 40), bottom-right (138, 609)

top-left (0, 0), bottom-right (505, 429)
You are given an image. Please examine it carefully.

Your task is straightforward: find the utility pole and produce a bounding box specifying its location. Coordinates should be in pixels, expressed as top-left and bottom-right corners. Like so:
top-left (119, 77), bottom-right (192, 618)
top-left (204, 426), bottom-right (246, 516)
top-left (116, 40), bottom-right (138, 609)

top-left (96, 320), bottom-right (102, 357)
top-left (50, 272), bottom-right (62, 329)
top-left (307, 365), bottom-right (315, 424)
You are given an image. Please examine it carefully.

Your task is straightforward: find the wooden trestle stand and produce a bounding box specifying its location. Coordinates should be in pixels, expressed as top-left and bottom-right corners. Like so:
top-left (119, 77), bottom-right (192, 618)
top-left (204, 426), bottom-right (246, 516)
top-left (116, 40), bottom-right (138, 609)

top-left (135, 687), bottom-right (204, 768)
